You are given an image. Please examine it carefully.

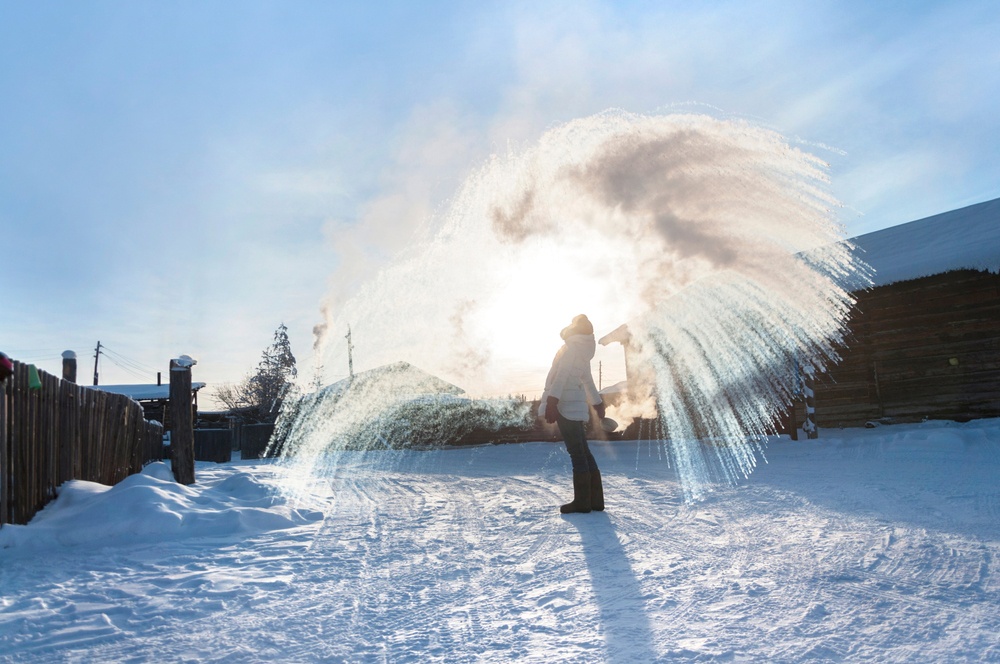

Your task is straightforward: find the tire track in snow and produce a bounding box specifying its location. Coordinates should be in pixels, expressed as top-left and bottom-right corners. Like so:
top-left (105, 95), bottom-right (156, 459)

top-left (717, 482), bottom-right (1000, 662)
top-left (279, 467), bottom-right (572, 662)
top-left (7, 430), bottom-right (1000, 663)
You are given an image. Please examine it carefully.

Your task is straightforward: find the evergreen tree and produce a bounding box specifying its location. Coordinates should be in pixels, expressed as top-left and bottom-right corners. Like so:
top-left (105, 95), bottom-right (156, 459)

top-left (250, 323), bottom-right (298, 414)
top-left (215, 323), bottom-right (299, 421)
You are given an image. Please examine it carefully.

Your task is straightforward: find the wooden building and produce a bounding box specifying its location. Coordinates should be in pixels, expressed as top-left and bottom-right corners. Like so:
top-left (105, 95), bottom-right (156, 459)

top-left (599, 198), bottom-right (1000, 435)
top-left (800, 198), bottom-right (1000, 429)
top-left (814, 197), bottom-right (1000, 427)
top-left (816, 268), bottom-right (999, 427)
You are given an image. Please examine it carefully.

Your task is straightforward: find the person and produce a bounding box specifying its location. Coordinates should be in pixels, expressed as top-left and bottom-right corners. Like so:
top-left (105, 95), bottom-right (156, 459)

top-left (539, 314), bottom-right (607, 514)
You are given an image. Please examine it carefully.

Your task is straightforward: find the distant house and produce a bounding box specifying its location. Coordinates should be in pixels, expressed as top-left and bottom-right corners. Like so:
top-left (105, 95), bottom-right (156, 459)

top-left (88, 381), bottom-right (237, 463)
top-left (90, 381), bottom-right (207, 431)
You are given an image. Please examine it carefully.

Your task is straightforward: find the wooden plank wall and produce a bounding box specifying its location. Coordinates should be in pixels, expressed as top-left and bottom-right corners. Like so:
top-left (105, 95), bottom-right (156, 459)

top-left (0, 360), bottom-right (165, 526)
top-left (817, 269), bottom-right (1000, 427)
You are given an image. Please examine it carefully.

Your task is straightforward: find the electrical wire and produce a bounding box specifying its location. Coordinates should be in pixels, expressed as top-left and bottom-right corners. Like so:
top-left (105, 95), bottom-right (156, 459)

top-left (101, 354), bottom-right (152, 382)
top-left (3, 348), bottom-right (65, 355)
top-left (87, 344), bottom-right (161, 384)
top-left (100, 346), bottom-right (159, 375)
top-left (2, 349), bottom-right (66, 364)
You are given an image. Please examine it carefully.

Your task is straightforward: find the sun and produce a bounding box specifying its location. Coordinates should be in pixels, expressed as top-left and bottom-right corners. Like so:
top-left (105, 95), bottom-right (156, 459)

top-left (466, 238), bottom-right (630, 395)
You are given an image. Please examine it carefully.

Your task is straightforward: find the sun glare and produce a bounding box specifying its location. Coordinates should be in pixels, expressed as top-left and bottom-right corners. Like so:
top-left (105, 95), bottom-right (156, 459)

top-left (467, 237), bottom-right (630, 395)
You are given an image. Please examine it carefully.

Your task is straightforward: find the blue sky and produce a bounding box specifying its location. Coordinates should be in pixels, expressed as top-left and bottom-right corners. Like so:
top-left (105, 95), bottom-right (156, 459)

top-left (2, 0), bottom-right (998, 399)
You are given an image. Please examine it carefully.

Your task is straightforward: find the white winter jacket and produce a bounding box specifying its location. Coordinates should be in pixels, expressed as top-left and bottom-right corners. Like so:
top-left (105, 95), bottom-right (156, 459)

top-left (539, 333), bottom-right (602, 422)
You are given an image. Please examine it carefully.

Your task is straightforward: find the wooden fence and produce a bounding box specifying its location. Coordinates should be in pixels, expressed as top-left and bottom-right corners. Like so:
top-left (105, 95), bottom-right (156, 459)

top-left (239, 423), bottom-right (276, 459)
top-left (193, 428), bottom-right (232, 464)
top-left (0, 360), bottom-right (164, 526)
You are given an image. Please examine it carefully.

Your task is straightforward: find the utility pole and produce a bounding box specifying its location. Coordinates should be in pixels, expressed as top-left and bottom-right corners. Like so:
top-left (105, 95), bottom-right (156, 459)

top-left (92, 341), bottom-right (102, 386)
top-left (345, 326), bottom-right (355, 380)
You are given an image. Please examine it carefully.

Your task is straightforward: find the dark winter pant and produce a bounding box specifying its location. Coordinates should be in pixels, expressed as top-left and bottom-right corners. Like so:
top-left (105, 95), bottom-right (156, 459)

top-left (557, 414), bottom-right (598, 473)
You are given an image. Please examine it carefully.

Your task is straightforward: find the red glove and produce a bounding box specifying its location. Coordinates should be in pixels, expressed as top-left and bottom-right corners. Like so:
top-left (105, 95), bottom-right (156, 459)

top-left (545, 396), bottom-right (559, 424)
top-left (594, 401), bottom-right (606, 420)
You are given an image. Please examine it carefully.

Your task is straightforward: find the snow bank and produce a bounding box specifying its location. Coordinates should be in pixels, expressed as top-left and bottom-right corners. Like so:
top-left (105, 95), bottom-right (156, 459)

top-left (0, 461), bottom-right (324, 551)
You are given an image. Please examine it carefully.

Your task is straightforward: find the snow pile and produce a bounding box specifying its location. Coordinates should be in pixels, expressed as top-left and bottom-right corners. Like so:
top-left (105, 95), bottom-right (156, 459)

top-left (0, 461), bottom-right (324, 551)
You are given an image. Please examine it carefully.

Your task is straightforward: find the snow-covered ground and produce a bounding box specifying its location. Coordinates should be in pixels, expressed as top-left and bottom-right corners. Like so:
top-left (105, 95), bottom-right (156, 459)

top-left (2, 419), bottom-right (999, 662)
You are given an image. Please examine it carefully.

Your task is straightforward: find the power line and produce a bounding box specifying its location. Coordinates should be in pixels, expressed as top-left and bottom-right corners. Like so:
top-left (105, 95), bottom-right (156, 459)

top-left (89, 342), bottom-right (163, 385)
top-left (2, 351), bottom-right (63, 364)
top-left (101, 345), bottom-right (158, 375)
top-left (101, 353), bottom-right (153, 382)
top-left (3, 348), bottom-right (65, 356)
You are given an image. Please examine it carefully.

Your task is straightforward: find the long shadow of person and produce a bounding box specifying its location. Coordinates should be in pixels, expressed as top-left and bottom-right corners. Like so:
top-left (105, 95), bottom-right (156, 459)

top-left (567, 512), bottom-right (659, 662)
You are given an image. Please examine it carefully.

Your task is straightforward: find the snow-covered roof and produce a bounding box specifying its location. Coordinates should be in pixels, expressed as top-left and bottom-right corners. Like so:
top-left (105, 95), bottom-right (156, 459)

top-left (90, 383), bottom-right (207, 400)
top-left (850, 197), bottom-right (1000, 287)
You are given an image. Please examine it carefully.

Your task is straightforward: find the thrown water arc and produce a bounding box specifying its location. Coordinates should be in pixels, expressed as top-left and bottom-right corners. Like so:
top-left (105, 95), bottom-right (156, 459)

top-left (274, 109), bottom-right (867, 503)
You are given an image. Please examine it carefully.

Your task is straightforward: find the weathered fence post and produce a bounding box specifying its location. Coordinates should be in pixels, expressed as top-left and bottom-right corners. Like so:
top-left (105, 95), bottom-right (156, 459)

top-left (58, 380), bottom-right (78, 485)
top-left (169, 356), bottom-right (197, 485)
top-left (62, 350), bottom-right (77, 383)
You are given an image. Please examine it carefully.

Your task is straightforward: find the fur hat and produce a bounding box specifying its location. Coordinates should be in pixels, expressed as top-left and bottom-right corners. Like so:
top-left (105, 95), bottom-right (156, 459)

top-left (560, 314), bottom-right (594, 339)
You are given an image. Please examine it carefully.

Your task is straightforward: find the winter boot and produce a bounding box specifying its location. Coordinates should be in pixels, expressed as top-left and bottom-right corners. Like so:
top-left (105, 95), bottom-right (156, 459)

top-left (560, 472), bottom-right (592, 514)
top-left (590, 468), bottom-right (605, 511)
